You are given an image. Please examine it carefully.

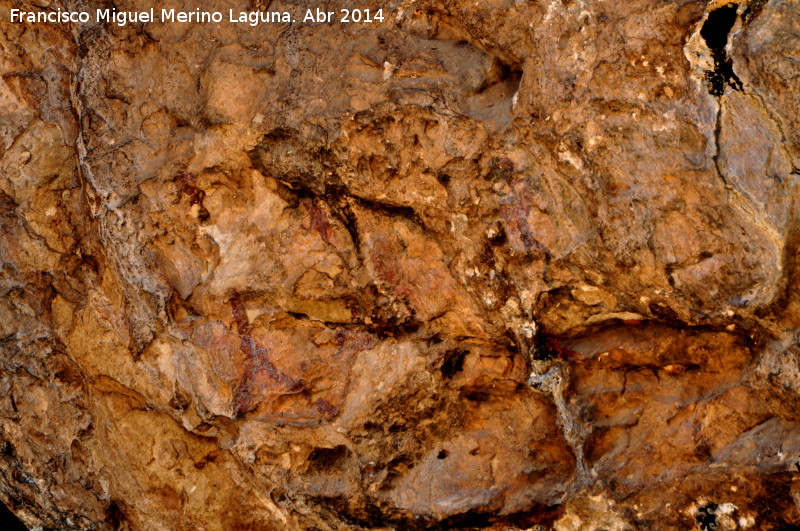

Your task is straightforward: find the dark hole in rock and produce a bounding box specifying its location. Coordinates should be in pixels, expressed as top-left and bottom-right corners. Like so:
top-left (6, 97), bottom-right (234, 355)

top-left (532, 335), bottom-right (567, 362)
top-left (441, 348), bottom-right (468, 378)
top-left (168, 388), bottom-right (191, 412)
top-left (491, 61), bottom-right (523, 94)
top-left (462, 61), bottom-right (522, 129)
top-left (2, 441), bottom-right (16, 458)
top-left (437, 505), bottom-right (564, 529)
top-left (271, 487), bottom-right (288, 504)
top-left (106, 500), bottom-right (126, 531)
top-left (0, 500), bottom-right (26, 531)
top-left (487, 223), bottom-right (508, 246)
top-left (308, 445), bottom-right (349, 472)
top-left (700, 4), bottom-right (742, 96)
top-left (695, 502), bottom-right (719, 531)
top-left (463, 389), bottom-right (492, 402)
top-left (437, 449), bottom-right (449, 459)
top-left (701, 5), bottom-right (737, 50)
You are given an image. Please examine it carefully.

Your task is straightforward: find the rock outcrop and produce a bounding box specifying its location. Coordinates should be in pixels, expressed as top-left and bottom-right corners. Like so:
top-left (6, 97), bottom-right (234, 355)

top-left (1, 0), bottom-right (799, 529)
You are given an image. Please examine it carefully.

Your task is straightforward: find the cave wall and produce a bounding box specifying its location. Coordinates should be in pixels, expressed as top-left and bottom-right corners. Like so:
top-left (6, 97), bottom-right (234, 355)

top-left (1, 0), bottom-right (800, 529)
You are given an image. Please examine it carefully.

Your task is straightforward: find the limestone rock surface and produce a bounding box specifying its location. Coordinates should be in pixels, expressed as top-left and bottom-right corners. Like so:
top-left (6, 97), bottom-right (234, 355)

top-left (1, 0), bottom-right (800, 529)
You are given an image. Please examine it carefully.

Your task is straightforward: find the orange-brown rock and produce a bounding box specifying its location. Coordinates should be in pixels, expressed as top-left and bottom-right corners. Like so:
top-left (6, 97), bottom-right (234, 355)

top-left (1, 0), bottom-right (799, 529)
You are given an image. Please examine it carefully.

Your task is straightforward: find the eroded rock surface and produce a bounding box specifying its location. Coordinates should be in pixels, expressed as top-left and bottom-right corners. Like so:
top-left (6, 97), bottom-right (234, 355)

top-left (1, 0), bottom-right (799, 529)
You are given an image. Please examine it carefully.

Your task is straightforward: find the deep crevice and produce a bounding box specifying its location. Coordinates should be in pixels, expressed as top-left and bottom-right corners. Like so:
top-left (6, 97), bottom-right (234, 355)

top-left (312, 494), bottom-right (563, 530)
top-left (434, 504), bottom-right (564, 529)
top-left (105, 500), bottom-right (126, 531)
top-left (0, 499), bottom-right (26, 531)
top-left (440, 348), bottom-right (468, 379)
top-left (695, 502), bottom-right (719, 531)
top-left (700, 4), bottom-right (743, 96)
top-left (307, 446), bottom-right (350, 473)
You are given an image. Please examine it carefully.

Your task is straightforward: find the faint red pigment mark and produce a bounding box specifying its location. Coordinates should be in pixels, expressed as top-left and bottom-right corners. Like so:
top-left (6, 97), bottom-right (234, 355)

top-left (230, 292), bottom-right (251, 335)
top-left (303, 198), bottom-right (332, 244)
top-left (369, 238), bottom-right (413, 299)
top-left (176, 172), bottom-right (204, 206)
top-left (369, 238), bottom-right (398, 282)
top-left (333, 329), bottom-right (377, 359)
top-left (229, 292), bottom-right (337, 420)
top-left (175, 171), bottom-right (209, 221)
top-left (540, 337), bottom-right (581, 361)
top-left (230, 292), bottom-right (298, 415)
top-left (499, 180), bottom-right (548, 255)
top-left (315, 398), bottom-right (338, 416)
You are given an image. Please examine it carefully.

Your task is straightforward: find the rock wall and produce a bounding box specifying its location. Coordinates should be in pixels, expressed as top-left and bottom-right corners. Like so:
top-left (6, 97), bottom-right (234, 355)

top-left (1, 0), bottom-right (799, 529)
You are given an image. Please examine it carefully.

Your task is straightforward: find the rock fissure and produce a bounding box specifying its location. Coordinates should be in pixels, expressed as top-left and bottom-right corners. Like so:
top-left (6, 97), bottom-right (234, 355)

top-left (701, 3), bottom-right (743, 97)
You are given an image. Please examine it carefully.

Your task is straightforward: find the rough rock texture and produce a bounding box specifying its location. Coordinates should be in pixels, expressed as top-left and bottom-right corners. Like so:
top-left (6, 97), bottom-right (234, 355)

top-left (1, 0), bottom-right (800, 529)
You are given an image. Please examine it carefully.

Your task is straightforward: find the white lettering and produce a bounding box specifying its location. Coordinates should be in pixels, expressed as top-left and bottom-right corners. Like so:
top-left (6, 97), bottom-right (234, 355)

top-left (230, 10), bottom-right (292, 25)
top-left (303, 8), bottom-right (333, 22)
top-left (96, 9), bottom-right (153, 26)
top-left (10, 9), bottom-right (91, 24)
